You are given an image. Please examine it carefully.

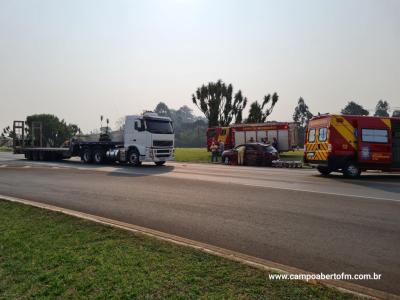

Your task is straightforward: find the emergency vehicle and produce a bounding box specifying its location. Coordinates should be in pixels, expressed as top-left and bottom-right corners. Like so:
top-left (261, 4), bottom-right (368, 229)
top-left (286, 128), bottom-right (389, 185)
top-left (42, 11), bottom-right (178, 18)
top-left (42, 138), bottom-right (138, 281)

top-left (207, 122), bottom-right (299, 152)
top-left (304, 114), bottom-right (400, 177)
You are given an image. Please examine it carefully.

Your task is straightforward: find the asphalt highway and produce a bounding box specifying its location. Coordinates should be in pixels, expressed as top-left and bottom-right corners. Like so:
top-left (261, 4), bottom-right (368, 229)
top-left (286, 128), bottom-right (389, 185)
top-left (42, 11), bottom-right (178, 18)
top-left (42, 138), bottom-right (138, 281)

top-left (0, 152), bottom-right (399, 295)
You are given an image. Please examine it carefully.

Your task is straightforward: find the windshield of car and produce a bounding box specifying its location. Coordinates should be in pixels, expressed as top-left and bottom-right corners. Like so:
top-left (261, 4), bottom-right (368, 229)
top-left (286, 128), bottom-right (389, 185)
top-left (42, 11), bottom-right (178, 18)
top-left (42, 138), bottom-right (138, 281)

top-left (145, 119), bottom-right (174, 134)
top-left (263, 145), bottom-right (277, 153)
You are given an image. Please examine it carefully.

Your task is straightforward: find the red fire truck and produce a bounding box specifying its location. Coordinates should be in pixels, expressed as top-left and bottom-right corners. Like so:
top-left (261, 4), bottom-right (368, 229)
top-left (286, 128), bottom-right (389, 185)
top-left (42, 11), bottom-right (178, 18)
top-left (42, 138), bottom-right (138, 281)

top-left (207, 122), bottom-right (299, 152)
top-left (304, 114), bottom-right (400, 177)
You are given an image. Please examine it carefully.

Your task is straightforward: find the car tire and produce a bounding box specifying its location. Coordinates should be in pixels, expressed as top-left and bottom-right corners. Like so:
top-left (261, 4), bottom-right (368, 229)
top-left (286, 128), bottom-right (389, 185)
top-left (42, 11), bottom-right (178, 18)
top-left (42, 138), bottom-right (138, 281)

top-left (343, 162), bottom-right (361, 178)
top-left (155, 161), bottom-right (166, 166)
top-left (317, 166), bottom-right (332, 176)
top-left (223, 156), bottom-right (230, 165)
top-left (93, 148), bottom-right (105, 164)
top-left (128, 149), bottom-right (141, 167)
top-left (82, 148), bottom-right (92, 164)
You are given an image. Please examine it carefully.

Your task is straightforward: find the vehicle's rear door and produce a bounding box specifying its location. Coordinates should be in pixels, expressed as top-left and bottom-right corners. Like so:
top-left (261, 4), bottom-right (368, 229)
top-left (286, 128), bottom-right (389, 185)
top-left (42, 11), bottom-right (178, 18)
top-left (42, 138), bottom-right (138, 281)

top-left (245, 144), bottom-right (258, 165)
top-left (357, 118), bottom-right (392, 165)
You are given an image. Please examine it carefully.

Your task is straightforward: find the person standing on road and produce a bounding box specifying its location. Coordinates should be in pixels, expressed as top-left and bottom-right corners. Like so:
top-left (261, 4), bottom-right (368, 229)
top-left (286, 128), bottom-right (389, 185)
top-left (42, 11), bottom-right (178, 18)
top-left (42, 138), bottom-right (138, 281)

top-left (237, 145), bottom-right (245, 165)
top-left (272, 137), bottom-right (279, 151)
top-left (210, 141), bottom-right (218, 163)
top-left (218, 141), bottom-right (225, 162)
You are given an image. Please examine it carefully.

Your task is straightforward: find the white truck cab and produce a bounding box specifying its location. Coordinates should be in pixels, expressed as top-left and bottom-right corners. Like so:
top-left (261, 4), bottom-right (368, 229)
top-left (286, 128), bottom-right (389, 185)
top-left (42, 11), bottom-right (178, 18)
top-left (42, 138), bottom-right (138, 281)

top-left (124, 112), bottom-right (175, 166)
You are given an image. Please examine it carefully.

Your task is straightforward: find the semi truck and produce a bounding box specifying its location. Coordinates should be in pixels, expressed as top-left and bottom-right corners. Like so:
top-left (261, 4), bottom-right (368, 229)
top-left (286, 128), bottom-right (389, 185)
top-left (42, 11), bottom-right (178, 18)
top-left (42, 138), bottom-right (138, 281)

top-left (304, 114), bottom-right (400, 177)
top-left (207, 122), bottom-right (299, 152)
top-left (12, 112), bottom-right (175, 166)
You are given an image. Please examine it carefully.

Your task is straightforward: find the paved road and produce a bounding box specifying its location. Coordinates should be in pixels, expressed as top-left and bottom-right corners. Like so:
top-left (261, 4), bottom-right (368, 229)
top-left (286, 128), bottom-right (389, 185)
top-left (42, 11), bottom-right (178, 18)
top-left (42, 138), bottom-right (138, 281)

top-left (0, 152), bottom-right (399, 295)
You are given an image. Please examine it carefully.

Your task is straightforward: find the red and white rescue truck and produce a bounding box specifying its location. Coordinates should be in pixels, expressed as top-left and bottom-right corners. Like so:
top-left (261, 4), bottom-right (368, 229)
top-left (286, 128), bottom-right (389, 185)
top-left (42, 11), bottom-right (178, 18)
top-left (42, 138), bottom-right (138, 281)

top-left (304, 114), bottom-right (400, 178)
top-left (207, 122), bottom-right (299, 152)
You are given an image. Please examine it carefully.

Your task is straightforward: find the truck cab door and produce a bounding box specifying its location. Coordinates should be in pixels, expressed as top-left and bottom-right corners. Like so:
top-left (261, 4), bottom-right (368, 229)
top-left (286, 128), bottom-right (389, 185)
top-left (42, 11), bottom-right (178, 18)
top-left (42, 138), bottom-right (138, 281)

top-left (133, 120), bottom-right (148, 148)
top-left (357, 119), bottom-right (392, 165)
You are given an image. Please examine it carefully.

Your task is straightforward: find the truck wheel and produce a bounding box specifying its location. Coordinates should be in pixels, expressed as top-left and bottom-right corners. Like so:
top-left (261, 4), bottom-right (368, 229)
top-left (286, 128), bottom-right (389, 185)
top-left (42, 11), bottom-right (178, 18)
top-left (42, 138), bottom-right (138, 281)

top-left (317, 166), bottom-right (332, 176)
top-left (82, 148), bottom-right (92, 164)
top-left (155, 161), bottom-right (166, 166)
top-left (343, 163), bottom-right (361, 178)
top-left (93, 148), bottom-right (105, 164)
top-left (128, 149), bottom-right (141, 166)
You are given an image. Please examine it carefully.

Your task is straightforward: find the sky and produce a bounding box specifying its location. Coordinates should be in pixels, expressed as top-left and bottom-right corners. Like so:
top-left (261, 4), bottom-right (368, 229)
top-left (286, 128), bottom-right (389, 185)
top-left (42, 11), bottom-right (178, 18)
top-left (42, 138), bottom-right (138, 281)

top-left (1, 0), bottom-right (399, 132)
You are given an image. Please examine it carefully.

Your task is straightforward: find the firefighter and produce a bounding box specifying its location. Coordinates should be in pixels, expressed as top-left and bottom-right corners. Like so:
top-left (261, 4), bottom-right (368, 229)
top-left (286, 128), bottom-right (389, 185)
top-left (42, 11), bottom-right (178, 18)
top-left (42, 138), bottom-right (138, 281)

top-left (237, 145), bottom-right (245, 165)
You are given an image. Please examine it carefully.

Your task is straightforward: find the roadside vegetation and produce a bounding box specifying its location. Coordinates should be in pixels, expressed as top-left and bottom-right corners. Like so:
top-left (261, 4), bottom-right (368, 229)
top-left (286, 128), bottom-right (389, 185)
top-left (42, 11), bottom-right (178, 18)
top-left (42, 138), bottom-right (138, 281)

top-left (175, 148), bottom-right (210, 162)
top-left (279, 150), bottom-right (304, 162)
top-left (175, 148), bottom-right (304, 164)
top-left (0, 200), bottom-right (357, 299)
top-left (0, 146), bottom-right (12, 152)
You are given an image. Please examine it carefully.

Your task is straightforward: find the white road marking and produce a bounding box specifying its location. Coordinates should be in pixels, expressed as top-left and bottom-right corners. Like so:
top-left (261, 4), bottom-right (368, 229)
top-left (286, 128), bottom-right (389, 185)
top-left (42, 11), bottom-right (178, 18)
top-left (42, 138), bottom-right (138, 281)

top-left (22, 165), bottom-right (31, 168)
top-left (241, 182), bottom-right (400, 203)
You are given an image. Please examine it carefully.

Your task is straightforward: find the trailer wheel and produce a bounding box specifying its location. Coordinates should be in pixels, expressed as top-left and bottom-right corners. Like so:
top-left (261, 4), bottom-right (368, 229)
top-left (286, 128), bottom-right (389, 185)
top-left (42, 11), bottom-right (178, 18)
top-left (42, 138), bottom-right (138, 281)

top-left (317, 166), bottom-right (332, 176)
top-left (39, 151), bottom-right (46, 161)
top-left (343, 163), bottom-right (361, 178)
top-left (82, 148), bottom-right (92, 164)
top-left (93, 148), bottom-right (105, 164)
top-left (32, 151), bottom-right (39, 161)
top-left (25, 152), bottom-right (33, 160)
top-left (155, 161), bottom-right (166, 166)
top-left (128, 149), bottom-right (140, 166)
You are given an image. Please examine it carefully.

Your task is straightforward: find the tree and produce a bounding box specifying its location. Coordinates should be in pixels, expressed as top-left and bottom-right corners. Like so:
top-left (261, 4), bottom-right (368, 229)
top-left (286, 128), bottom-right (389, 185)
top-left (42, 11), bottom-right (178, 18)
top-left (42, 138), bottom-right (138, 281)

top-left (154, 102), bottom-right (171, 118)
top-left (25, 114), bottom-right (80, 147)
top-left (192, 80), bottom-right (247, 127)
top-left (341, 101), bottom-right (369, 116)
top-left (176, 105), bottom-right (196, 124)
top-left (293, 97), bottom-right (313, 127)
top-left (393, 110), bottom-right (400, 117)
top-left (1, 126), bottom-right (15, 139)
top-left (374, 100), bottom-right (390, 117)
top-left (293, 97), bottom-right (313, 147)
top-left (261, 92), bottom-right (279, 119)
top-left (246, 102), bottom-right (263, 123)
top-left (245, 93), bottom-right (279, 123)
top-left (232, 90), bottom-right (247, 124)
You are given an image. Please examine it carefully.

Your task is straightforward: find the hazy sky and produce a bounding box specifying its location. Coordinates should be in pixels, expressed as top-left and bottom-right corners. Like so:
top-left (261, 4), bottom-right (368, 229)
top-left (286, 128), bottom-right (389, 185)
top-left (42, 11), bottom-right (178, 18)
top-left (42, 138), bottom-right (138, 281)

top-left (1, 0), bottom-right (399, 132)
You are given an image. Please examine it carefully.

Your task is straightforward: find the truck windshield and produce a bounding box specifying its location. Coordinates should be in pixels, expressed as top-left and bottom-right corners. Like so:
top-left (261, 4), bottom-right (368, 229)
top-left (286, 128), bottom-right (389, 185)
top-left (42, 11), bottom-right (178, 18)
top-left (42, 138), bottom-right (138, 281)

top-left (145, 119), bottom-right (174, 134)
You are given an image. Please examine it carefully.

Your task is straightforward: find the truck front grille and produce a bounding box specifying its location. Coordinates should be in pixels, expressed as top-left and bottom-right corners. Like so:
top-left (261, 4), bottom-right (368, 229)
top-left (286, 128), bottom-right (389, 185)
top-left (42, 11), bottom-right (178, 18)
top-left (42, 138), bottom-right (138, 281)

top-left (153, 140), bottom-right (173, 147)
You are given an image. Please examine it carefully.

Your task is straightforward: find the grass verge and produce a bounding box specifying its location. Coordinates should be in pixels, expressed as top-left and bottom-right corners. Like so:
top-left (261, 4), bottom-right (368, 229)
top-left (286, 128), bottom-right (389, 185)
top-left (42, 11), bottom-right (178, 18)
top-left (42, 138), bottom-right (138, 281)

top-left (279, 150), bottom-right (304, 162)
top-left (0, 146), bottom-right (12, 152)
top-left (175, 148), bottom-right (305, 164)
top-left (0, 200), bottom-right (357, 299)
top-left (175, 148), bottom-right (210, 163)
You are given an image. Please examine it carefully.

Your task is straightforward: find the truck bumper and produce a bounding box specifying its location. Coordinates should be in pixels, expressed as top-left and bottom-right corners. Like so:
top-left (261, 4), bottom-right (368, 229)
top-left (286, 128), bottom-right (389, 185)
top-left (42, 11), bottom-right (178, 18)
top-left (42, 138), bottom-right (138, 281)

top-left (141, 147), bottom-right (175, 162)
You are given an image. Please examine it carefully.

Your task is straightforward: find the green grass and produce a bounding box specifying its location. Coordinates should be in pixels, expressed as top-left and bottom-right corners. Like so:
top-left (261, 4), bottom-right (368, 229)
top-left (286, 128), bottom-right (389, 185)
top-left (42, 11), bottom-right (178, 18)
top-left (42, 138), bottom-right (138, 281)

top-left (279, 150), bottom-right (304, 162)
top-left (0, 146), bottom-right (12, 152)
top-left (175, 148), bottom-right (305, 164)
top-left (175, 148), bottom-right (210, 162)
top-left (0, 200), bottom-right (357, 299)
